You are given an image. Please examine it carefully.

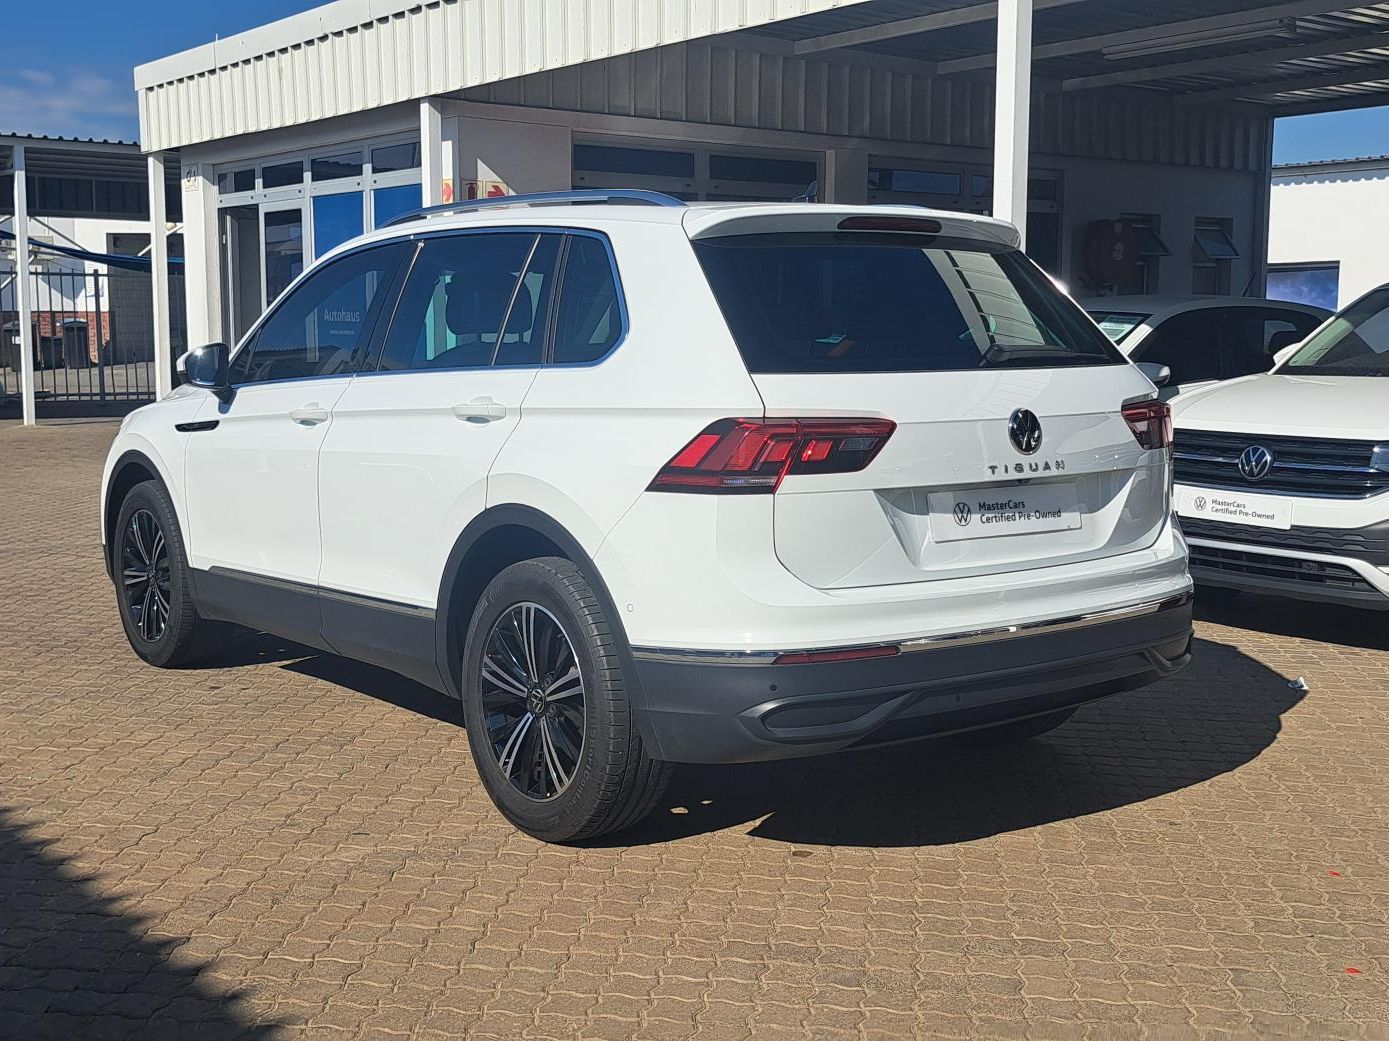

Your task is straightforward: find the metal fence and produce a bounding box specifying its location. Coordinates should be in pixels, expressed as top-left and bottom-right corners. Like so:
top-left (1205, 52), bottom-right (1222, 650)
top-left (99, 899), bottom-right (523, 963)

top-left (1, 266), bottom-right (186, 416)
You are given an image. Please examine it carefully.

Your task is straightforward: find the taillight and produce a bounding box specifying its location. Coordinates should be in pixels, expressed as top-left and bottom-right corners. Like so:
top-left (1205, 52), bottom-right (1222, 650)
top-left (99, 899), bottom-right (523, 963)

top-left (1122, 399), bottom-right (1173, 451)
top-left (649, 418), bottom-right (896, 493)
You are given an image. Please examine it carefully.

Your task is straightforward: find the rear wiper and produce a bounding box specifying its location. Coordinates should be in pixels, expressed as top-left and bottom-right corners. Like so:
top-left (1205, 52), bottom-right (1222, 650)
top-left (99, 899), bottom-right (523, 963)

top-left (980, 343), bottom-right (1090, 367)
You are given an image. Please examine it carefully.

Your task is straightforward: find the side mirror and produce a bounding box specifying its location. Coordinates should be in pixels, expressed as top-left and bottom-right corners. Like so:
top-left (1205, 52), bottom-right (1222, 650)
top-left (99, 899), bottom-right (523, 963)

top-left (182, 342), bottom-right (233, 403)
top-left (1272, 343), bottom-right (1300, 368)
top-left (1135, 361), bottom-right (1171, 388)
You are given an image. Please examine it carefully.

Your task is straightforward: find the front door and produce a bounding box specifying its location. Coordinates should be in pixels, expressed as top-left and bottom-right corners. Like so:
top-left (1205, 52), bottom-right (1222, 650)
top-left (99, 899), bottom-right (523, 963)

top-left (184, 242), bottom-right (406, 641)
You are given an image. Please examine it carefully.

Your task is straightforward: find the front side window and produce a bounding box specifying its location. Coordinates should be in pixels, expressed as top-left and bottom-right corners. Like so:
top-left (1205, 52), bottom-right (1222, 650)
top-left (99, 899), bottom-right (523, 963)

top-left (1217, 308), bottom-right (1324, 379)
top-left (1133, 311), bottom-right (1222, 385)
top-left (1088, 311), bottom-right (1149, 344)
top-left (231, 243), bottom-right (404, 385)
top-left (378, 232), bottom-right (558, 372)
top-left (694, 232), bottom-right (1122, 374)
top-left (1283, 286), bottom-right (1389, 377)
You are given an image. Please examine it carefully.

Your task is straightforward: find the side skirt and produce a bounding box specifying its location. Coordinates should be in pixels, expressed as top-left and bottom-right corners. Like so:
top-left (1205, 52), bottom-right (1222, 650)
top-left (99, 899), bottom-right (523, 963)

top-left (192, 567), bottom-right (448, 693)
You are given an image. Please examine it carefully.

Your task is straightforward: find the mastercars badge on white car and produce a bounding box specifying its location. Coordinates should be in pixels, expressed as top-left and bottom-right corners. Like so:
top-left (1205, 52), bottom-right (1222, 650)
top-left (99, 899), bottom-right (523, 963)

top-left (102, 191), bottom-right (1193, 841)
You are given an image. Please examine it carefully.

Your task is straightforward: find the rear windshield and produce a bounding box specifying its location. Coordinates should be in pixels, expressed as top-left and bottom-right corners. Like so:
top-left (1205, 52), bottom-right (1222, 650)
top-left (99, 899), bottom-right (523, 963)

top-left (1088, 311), bottom-right (1149, 344)
top-left (693, 232), bottom-right (1123, 374)
top-left (1282, 285), bottom-right (1389, 377)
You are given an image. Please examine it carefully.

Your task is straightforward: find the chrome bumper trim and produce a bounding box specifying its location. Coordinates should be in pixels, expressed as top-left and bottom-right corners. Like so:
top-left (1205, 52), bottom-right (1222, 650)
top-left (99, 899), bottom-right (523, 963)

top-left (630, 589), bottom-right (1194, 666)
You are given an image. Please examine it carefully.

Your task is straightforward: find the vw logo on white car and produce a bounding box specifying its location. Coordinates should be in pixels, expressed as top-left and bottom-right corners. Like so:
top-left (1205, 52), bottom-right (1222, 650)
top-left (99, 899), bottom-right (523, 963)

top-left (1238, 445), bottom-right (1274, 482)
top-left (1008, 408), bottom-right (1043, 455)
top-left (953, 502), bottom-right (973, 526)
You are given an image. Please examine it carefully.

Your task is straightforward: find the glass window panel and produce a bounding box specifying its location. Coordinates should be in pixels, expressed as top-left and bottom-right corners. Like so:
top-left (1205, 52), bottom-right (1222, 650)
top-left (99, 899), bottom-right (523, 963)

top-left (262, 161), bottom-right (303, 189)
top-left (221, 168), bottom-right (255, 193)
top-left (1194, 222), bottom-right (1240, 260)
top-left (312, 192), bottom-right (365, 258)
top-left (236, 244), bottom-right (403, 384)
top-left (1135, 311), bottom-right (1223, 384)
top-left (870, 168), bottom-right (961, 195)
top-left (371, 142), bottom-right (421, 173)
top-left (573, 144), bottom-right (695, 178)
top-left (552, 236), bottom-right (624, 365)
top-left (709, 154), bottom-right (817, 185)
top-left (1267, 264), bottom-right (1340, 311)
top-left (372, 183), bottom-right (423, 228)
top-left (312, 152), bottom-right (363, 181)
top-left (379, 233), bottom-right (536, 372)
top-left (263, 208), bottom-right (305, 305)
top-left (496, 235), bottom-right (561, 367)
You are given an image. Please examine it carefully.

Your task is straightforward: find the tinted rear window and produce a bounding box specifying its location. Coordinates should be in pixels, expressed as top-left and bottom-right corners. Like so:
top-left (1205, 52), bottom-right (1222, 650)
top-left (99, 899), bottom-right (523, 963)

top-left (694, 232), bottom-right (1122, 374)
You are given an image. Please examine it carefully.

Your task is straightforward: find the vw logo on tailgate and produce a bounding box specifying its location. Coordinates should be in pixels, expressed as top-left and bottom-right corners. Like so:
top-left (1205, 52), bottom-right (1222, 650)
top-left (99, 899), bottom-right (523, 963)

top-left (1008, 409), bottom-right (1043, 455)
top-left (1238, 445), bottom-right (1274, 482)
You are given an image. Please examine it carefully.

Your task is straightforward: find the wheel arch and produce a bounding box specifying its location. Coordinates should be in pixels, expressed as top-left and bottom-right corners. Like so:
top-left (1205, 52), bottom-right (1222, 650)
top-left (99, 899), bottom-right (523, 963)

top-left (434, 505), bottom-right (635, 705)
top-left (103, 449), bottom-right (177, 580)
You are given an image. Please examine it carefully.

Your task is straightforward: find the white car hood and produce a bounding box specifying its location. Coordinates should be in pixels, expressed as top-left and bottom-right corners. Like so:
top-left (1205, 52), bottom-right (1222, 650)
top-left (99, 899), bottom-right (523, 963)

top-left (1172, 373), bottom-right (1389, 441)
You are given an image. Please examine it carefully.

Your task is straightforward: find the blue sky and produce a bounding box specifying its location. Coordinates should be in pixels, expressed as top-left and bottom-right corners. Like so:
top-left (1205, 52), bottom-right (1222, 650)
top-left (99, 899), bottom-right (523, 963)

top-left (3, 1), bottom-right (1388, 162)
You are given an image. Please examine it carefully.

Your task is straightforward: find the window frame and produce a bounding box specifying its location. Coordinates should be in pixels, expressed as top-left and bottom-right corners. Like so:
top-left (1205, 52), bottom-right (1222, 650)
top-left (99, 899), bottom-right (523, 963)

top-left (228, 239), bottom-right (410, 389)
top-left (355, 226), bottom-right (631, 376)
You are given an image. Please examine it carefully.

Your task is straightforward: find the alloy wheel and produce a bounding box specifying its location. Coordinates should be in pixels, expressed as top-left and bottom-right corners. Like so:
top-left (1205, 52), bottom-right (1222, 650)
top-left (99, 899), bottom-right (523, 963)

top-left (121, 509), bottom-right (171, 642)
top-left (479, 602), bottom-right (585, 801)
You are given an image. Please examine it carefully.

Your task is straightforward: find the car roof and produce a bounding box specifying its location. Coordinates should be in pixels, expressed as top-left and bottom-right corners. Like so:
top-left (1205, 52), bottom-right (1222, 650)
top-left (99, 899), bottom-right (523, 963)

top-left (1078, 295), bottom-right (1331, 319)
top-left (317, 198), bottom-right (1022, 263)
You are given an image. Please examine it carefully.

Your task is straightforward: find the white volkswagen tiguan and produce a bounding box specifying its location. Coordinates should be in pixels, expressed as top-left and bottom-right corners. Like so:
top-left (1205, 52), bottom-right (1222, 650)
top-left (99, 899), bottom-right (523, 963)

top-left (1173, 284), bottom-right (1389, 610)
top-left (101, 192), bottom-right (1192, 841)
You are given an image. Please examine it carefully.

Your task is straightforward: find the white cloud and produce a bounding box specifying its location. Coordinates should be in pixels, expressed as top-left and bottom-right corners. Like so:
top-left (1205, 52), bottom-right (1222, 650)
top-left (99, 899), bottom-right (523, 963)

top-left (0, 68), bottom-right (139, 142)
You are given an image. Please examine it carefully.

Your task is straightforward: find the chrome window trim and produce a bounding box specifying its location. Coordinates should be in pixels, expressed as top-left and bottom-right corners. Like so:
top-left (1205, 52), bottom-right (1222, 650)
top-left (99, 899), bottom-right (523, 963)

top-left (630, 591), bottom-right (1193, 666)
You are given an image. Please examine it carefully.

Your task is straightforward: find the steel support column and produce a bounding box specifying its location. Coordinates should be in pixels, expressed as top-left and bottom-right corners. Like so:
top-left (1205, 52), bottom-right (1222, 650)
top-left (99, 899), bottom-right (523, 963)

top-left (12, 144), bottom-right (36, 425)
top-left (147, 152), bottom-right (172, 399)
top-left (992, 0), bottom-right (1034, 246)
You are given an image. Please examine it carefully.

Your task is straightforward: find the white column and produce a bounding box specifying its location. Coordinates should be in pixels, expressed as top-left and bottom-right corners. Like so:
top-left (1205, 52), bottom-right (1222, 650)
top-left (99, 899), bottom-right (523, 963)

top-left (993, 0), bottom-right (1034, 246)
top-left (12, 144), bottom-right (36, 426)
top-left (180, 160), bottom-right (222, 348)
top-left (147, 152), bottom-right (173, 399)
top-left (420, 97), bottom-right (446, 207)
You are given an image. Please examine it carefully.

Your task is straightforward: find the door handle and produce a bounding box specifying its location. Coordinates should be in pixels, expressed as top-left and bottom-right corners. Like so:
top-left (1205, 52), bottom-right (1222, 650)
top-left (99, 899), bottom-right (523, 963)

top-left (452, 398), bottom-right (507, 423)
top-left (289, 404), bottom-right (330, 425)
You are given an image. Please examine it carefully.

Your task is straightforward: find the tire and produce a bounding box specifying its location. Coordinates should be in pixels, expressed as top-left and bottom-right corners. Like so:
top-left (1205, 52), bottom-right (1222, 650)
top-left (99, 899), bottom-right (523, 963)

top-left (113, 481), bottom-right (226, 668)
top-left (460, 557), bottom-right (672, 843)
top-left (971, 707), bottom-right (1076, 743)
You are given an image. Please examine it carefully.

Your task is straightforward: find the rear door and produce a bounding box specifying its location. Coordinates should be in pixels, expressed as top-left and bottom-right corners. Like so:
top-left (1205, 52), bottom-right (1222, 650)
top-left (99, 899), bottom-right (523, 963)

top-left (317, 230), bottom-right (560, 612)
top-left (691, 223), bottom-right (1165, 590)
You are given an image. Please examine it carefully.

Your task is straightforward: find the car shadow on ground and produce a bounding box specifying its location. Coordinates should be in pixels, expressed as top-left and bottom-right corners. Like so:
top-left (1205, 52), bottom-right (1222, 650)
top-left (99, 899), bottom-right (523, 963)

top-left (594, 637), bottom-right (1301, 848)
top-left (1195, 591), bottom-right (1389, 651)
top-left (0, 804), bottom-right (281, 1039)
top-left (210, 632), bottom-right (1298, 851)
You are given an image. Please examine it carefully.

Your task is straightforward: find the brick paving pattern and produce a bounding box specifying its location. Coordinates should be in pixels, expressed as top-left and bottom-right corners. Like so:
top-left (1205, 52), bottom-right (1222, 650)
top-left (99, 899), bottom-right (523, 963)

top-left (1, 419), bottom-right (1386, 1040)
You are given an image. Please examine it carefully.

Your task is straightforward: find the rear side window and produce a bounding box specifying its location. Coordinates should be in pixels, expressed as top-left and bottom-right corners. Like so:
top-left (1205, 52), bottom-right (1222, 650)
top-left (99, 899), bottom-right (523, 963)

top-left (693, 232), bottom-right (1121, 374)
top-left (231, 243), bottom-right (404, 385)
top-left (378, 232), bottom-right (558, 371)
top-left (551, 236), bottom-right (624, 365)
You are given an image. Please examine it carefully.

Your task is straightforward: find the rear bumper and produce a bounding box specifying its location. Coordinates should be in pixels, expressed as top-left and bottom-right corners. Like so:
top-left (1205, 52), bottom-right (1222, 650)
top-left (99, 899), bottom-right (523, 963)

top-left (629, 592), bottom-right (1193, 764)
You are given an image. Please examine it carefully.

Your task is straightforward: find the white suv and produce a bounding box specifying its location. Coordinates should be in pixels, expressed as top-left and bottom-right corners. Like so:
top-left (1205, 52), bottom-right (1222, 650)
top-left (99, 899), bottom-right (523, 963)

top-left (1173, 284), bottom-right (1389, 609)
top-left (101, 192), bottom-right (1192, 841)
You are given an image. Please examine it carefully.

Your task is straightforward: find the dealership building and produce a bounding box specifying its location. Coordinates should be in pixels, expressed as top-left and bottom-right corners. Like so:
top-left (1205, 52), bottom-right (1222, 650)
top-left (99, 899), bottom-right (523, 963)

top-left (9, 0), bottom-right (1389, 414)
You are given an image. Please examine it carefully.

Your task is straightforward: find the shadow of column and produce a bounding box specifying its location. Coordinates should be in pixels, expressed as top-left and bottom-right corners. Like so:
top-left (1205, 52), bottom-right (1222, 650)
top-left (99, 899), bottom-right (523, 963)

top-left (0, 804), bottom-right (283, 1039)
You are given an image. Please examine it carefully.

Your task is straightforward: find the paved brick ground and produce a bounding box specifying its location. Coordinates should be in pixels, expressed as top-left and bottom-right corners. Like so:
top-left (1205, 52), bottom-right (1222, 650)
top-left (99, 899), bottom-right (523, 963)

top-left (1, 419), bottom-right (1387, 1040)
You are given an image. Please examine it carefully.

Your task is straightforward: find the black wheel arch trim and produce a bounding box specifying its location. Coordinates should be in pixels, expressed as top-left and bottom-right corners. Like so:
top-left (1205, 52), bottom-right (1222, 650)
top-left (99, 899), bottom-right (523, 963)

top-left (104, 449), bottom-right (176, 582)
top-left (434, 505), bottom-right (650, 734)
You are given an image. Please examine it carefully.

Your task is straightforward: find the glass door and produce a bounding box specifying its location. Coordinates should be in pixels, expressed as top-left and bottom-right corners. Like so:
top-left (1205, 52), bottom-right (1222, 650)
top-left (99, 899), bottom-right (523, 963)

top-left (219, 205), bottom-right (261, 346)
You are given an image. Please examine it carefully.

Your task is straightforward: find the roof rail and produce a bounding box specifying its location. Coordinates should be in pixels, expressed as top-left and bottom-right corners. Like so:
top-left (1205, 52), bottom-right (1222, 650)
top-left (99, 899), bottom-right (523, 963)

top-left (381, 189), bottom-right (687, 227)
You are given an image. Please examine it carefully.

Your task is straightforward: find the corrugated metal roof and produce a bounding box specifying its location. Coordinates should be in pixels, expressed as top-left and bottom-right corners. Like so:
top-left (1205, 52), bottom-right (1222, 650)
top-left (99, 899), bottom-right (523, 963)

top-left (135, 0), bottom-right (876, 151)
top-left (1, 133), bottom-right (140, 149)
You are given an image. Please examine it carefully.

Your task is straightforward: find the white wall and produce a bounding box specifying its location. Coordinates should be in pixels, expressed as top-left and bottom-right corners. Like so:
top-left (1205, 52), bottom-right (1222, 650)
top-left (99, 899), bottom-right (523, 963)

top-left (1270, 167), bottom-right (1389, 308)
top-left (456, 116), bottom-right (572, 196)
